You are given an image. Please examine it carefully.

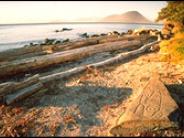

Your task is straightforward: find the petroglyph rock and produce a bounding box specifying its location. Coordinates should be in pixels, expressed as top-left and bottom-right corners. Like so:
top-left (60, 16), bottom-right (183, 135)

top-left (110, 73), bottom-right (181, 136)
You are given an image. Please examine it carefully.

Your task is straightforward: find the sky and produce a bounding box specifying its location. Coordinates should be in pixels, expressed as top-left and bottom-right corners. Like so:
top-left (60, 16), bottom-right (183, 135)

top-left (0, 1), bottom-right (167, 24)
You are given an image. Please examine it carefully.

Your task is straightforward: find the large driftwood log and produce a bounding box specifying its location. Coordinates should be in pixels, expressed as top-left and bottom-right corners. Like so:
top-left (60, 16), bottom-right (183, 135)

top-left (0, 40), bottom-right (142, 78)
top-left (88, 41), bottom-right (160, 68)
top-left (0, 74), bottom-right (39, 96)
top-left (0, 35), bottom-right (146, 62)
top-left (40, 41), bottom-right (160, 84)
top-left (0, 46), bottom-right (43, 62)
top-left (5, 82), bottom-right (43, 105)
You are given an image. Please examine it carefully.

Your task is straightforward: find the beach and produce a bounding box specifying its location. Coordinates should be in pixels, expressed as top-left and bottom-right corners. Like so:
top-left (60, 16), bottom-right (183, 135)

top-left (0, 26), bottom-right (183, 137)
top-left (0, 48), bottom-right (184, 136)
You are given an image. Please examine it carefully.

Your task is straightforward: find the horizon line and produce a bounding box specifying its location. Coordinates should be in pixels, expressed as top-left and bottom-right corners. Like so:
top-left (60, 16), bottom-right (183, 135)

top-left (0, 22), bottom-right (163, 26)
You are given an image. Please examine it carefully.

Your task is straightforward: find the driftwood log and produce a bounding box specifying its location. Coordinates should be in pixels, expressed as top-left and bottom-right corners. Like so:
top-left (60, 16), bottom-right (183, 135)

top-left (5, 82), bottom-right (43, 105)
top-left (40, 40), bottom-right (160, 83)
top-left (0, 35), bottom-right (152, 62)
top-left (0, 74), bottom-right (39, 96)
top-left (0, 40), bottom-right (142, 78)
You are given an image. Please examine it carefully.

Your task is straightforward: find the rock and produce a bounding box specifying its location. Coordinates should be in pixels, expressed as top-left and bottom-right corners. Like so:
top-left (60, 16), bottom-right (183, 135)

top-left (55, 29), bottom-right (60, 33)
top-left (127, 29), bottom-right (133, 35)
top-left (79, 33), bottom-right (89, 38)
top-left (54, 28), bottom-right (72, 33)
top-left (107, 32), bottom-right (113, 36)
top-left (150, 44), bottom-right (160, 52)
top-left (149, 30), bottom-right (161, 36)
top-left (110, 73), bottom-right (181, 136)
top-left (133, 29), bottom-right (151, 36)
top-left (91, 34), bottom-right (100, 38)
top-left (62, 38), bottom-right (70, 43)
top-left (24, 42), bottom-right (37, 47)
top-left (100, 33), bottom-right (107, 36)
top-left (62, 27), bottom-right (72, 31)
top-left (121, 32), bottom-right (126, 36)
top-left (44, 38), bottom-right (56, 45)
top-left (53, 40), bottom-right (62, 45)
top-left (110, 119), bottom-right (179, 136)
top-left (106, 31), bottom-right (120, 36)
top-left (113, 31), bottom-right (120, 35)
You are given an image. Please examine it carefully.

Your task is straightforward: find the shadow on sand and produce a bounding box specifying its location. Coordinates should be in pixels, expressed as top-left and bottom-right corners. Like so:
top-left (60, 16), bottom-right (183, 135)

top-left (11, 80), bottom-right (133, 136)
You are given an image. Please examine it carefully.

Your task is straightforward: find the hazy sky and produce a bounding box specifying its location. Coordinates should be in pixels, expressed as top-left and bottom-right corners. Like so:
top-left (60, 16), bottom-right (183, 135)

top-left (0, 1), bottom-right (167, 24)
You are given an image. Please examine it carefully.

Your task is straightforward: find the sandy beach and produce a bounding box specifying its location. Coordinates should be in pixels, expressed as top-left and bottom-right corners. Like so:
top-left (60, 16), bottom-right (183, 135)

top-left (0, 38), bottom-right (184, 136)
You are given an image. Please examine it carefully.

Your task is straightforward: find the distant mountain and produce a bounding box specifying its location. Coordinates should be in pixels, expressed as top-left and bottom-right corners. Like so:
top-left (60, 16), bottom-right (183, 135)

top-left (100, 11), bottom-right (152, 23)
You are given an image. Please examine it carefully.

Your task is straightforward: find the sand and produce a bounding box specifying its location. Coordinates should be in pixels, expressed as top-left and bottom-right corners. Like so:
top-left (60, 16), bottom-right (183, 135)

top-left (0, 50), bottom-right (184, 136)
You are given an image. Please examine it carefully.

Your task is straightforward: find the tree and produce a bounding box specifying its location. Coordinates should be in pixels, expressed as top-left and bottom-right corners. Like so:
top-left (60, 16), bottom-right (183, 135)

top-left (157, 1), bottom-right (184, 33)
top-left (157, 1), bottom-right (184, 63)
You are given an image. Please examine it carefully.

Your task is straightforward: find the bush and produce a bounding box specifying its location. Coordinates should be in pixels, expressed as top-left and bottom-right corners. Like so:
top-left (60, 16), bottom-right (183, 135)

top-left (159, 32), bottom-right (184, 63)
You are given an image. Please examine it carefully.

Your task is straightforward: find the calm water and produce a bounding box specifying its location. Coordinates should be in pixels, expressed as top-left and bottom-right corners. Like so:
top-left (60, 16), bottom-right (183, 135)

top-left (0, 23), bottom-right (163, 52)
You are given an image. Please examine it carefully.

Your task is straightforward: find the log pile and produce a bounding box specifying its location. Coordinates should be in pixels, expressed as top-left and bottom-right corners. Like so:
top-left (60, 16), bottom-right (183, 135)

top-left (0, 35), bottom-right (144, 62)
top-left (0, 38), bottom-right (160, 105)
top-left (0, 40), bottom-right (142, 78)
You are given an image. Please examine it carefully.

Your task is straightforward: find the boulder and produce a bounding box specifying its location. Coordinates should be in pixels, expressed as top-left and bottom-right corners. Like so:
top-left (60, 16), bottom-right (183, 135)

top-left (110, 73), bottom-right (181, 136)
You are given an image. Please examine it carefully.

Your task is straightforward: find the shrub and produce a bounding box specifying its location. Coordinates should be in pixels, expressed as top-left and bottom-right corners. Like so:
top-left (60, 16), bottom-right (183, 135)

top-left (159, 32), bottom-right (184, 63)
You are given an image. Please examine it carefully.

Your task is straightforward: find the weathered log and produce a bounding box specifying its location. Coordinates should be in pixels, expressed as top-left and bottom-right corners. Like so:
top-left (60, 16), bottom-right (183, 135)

top-left (0, 45), bottom-right (43, 62)
top-left (0, 40), bottom-right (142, 78)
top-left (0, 35), bottom-right (144, 62)
top-left (0, 74), bottom-right (39, 96)
top-left (40, 66), bottom-right (87, 84)
top-left (40, 41), bottom-right (160, 84)
top-left (88, 40), bottom-right (160, 68)
top-left (5, 82), bottom-right (43, 105)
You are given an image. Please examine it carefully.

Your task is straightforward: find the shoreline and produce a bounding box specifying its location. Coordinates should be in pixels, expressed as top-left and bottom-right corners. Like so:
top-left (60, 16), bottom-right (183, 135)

top-left (0, 24), bottom-right (162, 52)
top-left (0, 22), bottom-right (163, 26)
